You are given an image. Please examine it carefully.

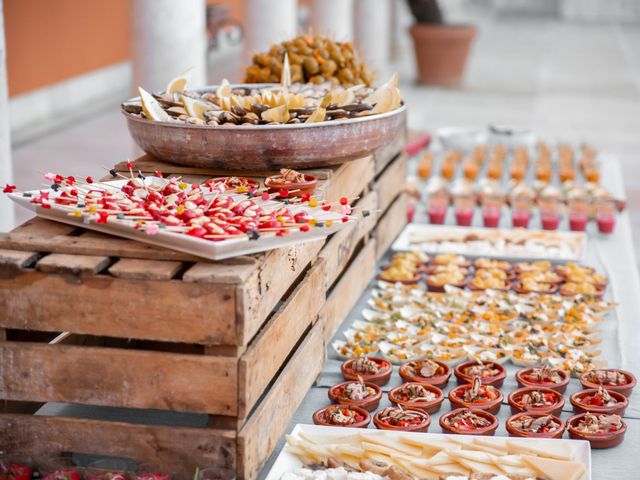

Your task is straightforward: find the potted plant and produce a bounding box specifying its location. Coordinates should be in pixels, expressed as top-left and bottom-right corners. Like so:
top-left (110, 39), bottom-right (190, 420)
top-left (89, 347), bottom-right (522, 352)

top-left (407, 0), bottom-right (476, 86)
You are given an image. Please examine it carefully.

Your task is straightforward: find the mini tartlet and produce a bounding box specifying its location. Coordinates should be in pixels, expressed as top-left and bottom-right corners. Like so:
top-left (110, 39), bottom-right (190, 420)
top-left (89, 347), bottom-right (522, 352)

top-left (388, 382), bottom-right (445, 414)
top-left (508, 386), bottom-right (565, 416)
top-left (506, 412), bottom-right (565, 439)
top-left (449, 377), bottom-right (503, 414)
top-left (515, 366), bottom-right (570, 393)
top-left (373, 406), bottom-right (431, 432)
top-left (328, 380), bottom-right (382, 411)
top-left (454, 360), bottom-right (506, 387)
top-left (341, 357), bottom-right (392, 386)
top-left (579, 369), bottom-right (637, 397)
top-left (399, 359), bottom-right (451, 388)
top-left (312, 405), bottom-right (371, 428)
top-left (426, 271), bottom-right (467, 292)
top-left (570, 387), bottom-right (628, 415)
top-left (439, 408), bottom-right (498, 436)
top-left (567, 412), bottom-right (626, 448)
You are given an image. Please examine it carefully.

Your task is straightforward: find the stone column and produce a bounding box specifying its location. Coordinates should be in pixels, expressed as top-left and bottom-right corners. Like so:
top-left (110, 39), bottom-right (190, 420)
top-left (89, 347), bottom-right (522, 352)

top-left (245, 0), bottom-right (298, 60)
top-left (131, 0), bottom-right (207, 92)
top-left (309, 0), bottom-right (353, 40)
top-left (354, 0), bottom-right (391, 79)
top-left (0, 0), bottom-right (14, 231)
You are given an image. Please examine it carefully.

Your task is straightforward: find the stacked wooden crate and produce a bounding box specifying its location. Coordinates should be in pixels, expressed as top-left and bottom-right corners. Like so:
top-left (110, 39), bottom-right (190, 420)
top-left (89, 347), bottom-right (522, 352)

top-left (0, 131), bottom-right (407, 479)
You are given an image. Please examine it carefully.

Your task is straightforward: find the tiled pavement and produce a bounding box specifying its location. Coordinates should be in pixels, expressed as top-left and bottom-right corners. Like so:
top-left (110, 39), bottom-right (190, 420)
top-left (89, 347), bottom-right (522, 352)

top-left (7, 11), bottom-right (640, 260)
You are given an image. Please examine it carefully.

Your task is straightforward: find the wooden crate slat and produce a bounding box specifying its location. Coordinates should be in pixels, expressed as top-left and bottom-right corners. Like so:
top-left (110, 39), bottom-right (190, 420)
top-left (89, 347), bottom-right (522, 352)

top-left (183, 262), bottom-right (255, 284)
top-left (320, 156), bottom-right (374, 202)
top-left (238, 259), bottom-right (325, 418)
top-left (35, 253), bottom-right (112, 276)
top-left (320, 190), bottom-right (378, 290)
top-left (238, 239), bottom-right (324, 345)
top-left (0, 249), bottom-right (39, 269)
top-left (0, 272), bottom-right (238, 344)
top-left (0, 342), bottom-right (238, 415)
top-left (0, 414), bottom-right (236, 480)
top-left (374, 192), bottom-right (408, 260)
top-left (375, 153), bottom-right (407, 214)
top-left (321, 240), bottom-right (377, 342)
top-left (0, 232), bottom-right (208, 262)
top-left (108, 259), bottom-right (183, 281)
top-left (11, 217), bottom-right (77, 235)
top-left (238, 321), bottom-right (325, 480)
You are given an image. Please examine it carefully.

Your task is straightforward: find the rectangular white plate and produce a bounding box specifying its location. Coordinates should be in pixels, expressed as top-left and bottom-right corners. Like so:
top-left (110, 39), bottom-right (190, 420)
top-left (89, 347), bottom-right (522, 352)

top-left (392, 224), bottom-right (587, 262)
top-left (9, 178), bottom-right (354, 261)
top-left (265, 424), bottom-right (591, 480)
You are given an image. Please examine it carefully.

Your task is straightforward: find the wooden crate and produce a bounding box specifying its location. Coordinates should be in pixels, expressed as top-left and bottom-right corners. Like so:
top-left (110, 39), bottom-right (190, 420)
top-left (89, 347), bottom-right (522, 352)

top-left (0, 142), bottom-right (406, 478)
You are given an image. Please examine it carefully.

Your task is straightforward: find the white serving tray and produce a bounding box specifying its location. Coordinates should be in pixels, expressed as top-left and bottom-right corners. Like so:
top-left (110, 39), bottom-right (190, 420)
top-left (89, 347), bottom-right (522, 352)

top-left (392, 224), bottom-right (587, 263)
top-left (265, 424), bottom-right (591, 480)
top-left (9, 178), bottom-right (355, 261)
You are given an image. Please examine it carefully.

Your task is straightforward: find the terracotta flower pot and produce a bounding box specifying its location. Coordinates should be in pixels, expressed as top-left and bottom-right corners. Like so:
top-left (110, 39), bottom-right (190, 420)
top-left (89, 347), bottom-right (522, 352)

top-left (409, 24), bottom-right (476, 86)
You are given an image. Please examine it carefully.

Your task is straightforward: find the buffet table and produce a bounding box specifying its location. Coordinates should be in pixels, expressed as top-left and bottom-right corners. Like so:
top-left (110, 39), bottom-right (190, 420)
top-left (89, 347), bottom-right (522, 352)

top-left (259, 154), bottom-right (640, 479)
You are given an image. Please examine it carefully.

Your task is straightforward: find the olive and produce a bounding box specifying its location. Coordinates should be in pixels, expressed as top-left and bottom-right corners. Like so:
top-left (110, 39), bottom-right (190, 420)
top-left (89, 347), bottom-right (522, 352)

top-left (320, 59), bottom-right (338, 75)
top-left (326, 76), bottom-right (340, 85)
top-left (290, 64), bottom-right (304, 82)
top-left (253, 53), bottom-right (270, 67)
top-left (316, 48), bottom-right (330, 60)
top-left (258, 67), bottom-right (271, 83)
top-left (299, 46), bottom-right (313, 56)
top-left (303, 57), bottom-right (320, 75)
top-left (288, 52), bottom-right (303, 65)
top-left (309, 75), bottom-right (325, 84)
top-left (338, 68), bottom-right (354, 84)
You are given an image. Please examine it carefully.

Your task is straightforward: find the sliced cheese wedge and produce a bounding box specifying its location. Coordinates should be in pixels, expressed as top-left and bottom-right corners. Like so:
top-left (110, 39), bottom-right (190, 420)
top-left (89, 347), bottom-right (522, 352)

top-left (522, 455), bottom-right (586, 480)
top-left (395, 459), bottom-right (441, 480)
top-left (448, 449), bottom-right (497, 465)
top-left (494, 454), bottom-right (528, 467)
top-left (465, 442), bottom-right (508, 457)
top-left (428, 463), bottom-right (471, 475)
top-left (399, 435), bottom-right (460, 453)
top-left (496, 463), bottom-right (537, 477)
top-left (472, 436), bottom-right (508, 453)
top-left (298, 431), bottom-right (354, 445)
top-left (361, 435), bottom-right (423, 456)
top-left (454, 458), bottom-right (505, 475)
top-left (507, 439), bottom-right (573, 460)
top-left (424, 451), bottom-right (454, 466)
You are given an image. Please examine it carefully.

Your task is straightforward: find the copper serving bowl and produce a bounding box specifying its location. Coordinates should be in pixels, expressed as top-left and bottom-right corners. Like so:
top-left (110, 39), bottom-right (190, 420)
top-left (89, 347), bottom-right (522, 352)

top-left (122, 85), bottom-right (407, 170)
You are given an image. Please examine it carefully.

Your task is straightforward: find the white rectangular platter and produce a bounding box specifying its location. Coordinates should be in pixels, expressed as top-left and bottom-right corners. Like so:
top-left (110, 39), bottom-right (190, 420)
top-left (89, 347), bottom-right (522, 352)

top-left (9, 177), bottom-right (354, 261)
top-left (392, 223), bottom-right (587, 262)
top-left (265, 424), bottom-right (591, 480)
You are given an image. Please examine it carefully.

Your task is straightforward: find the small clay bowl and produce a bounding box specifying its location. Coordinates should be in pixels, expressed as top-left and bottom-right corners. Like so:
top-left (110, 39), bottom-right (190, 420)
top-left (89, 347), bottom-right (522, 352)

top-left (579, 369), bottom-right (637, 397)
top-left (506, 412), bottom-right (566, 439)
top-left (511, 281), bottom-right (558, 295)
top-left (341, 357), bottom-right (392, 386)
top-left (515, 367), bottom-right (570, 394)
top-left (570, 389), bottom-right (628, 416)
top-left (265, 173), bottom-right (317, 198)
top-left (373, 407), bottom-right (431, 432)
top-left (567, 413), bottom-right (627, 448)
top-left (426, 277), bottom-right (467, 293)
top-left (508, 387), bottom-right (565, 416)
top-left (399, 360), bottom-right (451, 388)
top-left (454, 361), bottom-right (507, 388)
top-left (312, 405), bottom-right (371, 428)
top-left (439, 408), bottom-right (499, 436)
top-left (328, 381), bottom-right (382, 412)
top-left (208, 176), bottom-right (259, 190)
top-left (448, 384), bottom-right (503, 414)
top-left (388, 382), bottom-right (445, 414)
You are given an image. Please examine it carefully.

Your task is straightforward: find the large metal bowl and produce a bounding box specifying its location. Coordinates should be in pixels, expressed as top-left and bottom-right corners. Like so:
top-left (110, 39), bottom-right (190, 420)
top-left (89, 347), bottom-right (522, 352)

top-left (122, 86), bottom-right (407, 170)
